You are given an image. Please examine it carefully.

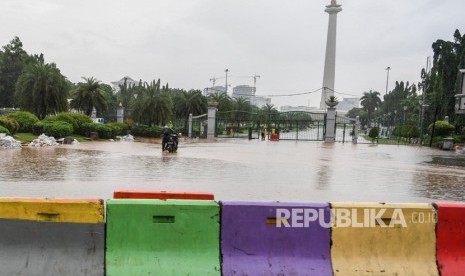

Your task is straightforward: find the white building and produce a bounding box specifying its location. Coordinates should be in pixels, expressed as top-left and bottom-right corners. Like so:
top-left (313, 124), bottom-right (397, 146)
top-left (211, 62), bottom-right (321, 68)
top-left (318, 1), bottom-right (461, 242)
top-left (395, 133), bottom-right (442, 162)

top-left (337, 97), bottom-right (359, 111)
top-left (280, 105), bottom-right (318, 112)
top-left (251, 96), bottom-right (271, 108)
top-left (232, 85), bottom-right (255, 102)
top-left (111, 76), bottom-right (139, 92)
top-left (205, 86), bottom-right (227, 97)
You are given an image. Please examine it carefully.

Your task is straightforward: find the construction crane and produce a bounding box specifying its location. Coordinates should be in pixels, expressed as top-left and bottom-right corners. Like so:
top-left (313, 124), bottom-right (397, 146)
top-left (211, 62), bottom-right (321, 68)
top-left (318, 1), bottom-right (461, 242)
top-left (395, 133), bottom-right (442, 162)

top-left (238, 74), bottom-right (261, 91)
top-left (209, 76), bottom-right (225, 86)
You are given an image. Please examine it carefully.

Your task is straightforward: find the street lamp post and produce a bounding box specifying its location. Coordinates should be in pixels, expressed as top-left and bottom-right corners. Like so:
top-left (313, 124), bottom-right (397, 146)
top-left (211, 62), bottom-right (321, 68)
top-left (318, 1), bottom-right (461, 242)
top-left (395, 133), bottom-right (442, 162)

top-left (225, 69), bottom-right (229, 94)
top-left (385, 67), bottom-right (391, 95)
top-left (419, 104), bottom-right (429, 145)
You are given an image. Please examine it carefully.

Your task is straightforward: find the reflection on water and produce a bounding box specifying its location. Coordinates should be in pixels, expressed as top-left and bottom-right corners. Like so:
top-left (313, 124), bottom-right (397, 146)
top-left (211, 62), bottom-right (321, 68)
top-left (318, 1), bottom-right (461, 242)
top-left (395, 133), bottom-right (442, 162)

top-left (0, 140), bottom-right (464, 202)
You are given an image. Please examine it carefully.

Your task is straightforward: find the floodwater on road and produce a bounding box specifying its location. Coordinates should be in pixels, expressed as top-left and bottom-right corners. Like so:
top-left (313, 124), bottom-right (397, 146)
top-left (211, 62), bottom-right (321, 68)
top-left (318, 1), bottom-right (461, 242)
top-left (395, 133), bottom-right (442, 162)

top-left (1, 139), bottom-right (464, 203)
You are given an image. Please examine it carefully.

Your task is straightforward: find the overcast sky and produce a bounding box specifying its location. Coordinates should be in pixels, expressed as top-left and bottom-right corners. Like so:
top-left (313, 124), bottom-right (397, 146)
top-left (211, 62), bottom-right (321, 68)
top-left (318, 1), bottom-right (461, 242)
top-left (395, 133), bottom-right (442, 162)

top-left (1, 0), bottom-right (464, 107)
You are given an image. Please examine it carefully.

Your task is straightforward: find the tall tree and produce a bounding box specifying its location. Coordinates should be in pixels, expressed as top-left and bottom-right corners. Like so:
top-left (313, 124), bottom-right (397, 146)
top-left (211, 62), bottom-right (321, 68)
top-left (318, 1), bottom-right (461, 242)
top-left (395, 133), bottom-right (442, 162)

top-left (69, 77), bottom-right (108, 116)
top-left (15, 59), bottom-right (69, 119)
top-left (185, 89), bottom-right (207, 117)
top-left (131, 79), bottom-right (173, 126)
top-left (360, 90), bottom-right (381, 124)
top-left (0, 37), bottom-right (30, 107)
top-left (208, 92), bottom-right (232, 112)
top-left (424, 29), bottom-right (465, 128)
top-left (232, 97), bottom-right (252, 121)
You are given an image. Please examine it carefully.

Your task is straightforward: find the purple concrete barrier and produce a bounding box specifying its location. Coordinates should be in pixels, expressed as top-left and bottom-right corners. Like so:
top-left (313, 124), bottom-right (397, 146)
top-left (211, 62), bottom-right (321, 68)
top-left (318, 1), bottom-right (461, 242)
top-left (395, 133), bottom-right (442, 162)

top-left (221, 201), bottom-right (332, 276)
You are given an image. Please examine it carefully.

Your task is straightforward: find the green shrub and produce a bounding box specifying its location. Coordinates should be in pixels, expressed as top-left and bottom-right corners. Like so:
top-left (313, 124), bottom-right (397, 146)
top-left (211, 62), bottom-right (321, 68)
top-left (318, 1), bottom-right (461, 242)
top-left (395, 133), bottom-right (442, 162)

top-left (7, 111), bottom-right (39, 132)
top-left (131, 125), bottom-right (163, 137)
top-left (0, 116), bottom-right (19, 134)
top-left (368, 127), bottom-right (379, 142)
top-left (42, 113), bottom-right (76, 128)
top-left (41, 121), bottom-right (74, 138)
top-left (67, 113), bottom-right (93, 134)
top-left (428, 120), bottom-right (455, 137)
top-left (32, 121), bottom-right (45, 135)
top-left (80, 123), bottom-right (118, 139)
top-left (42, 112), bottom-right (93, 135)
top-left (107, 122), bottom-right (129, 136)
top-left (405, 125), bottom-right (420, 139)
top-left (0, 125), bottom-right (10, 135)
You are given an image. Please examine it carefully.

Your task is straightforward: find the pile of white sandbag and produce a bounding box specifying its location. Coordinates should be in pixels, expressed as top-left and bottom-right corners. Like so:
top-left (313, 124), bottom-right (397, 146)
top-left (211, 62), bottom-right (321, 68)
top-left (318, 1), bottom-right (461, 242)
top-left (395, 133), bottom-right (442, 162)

top-left (29, 134), bottom-right (58, 147)
top-left (121, 134), bottom-right (134, 142)
top-left (0, 134), bottom-right (22, 149)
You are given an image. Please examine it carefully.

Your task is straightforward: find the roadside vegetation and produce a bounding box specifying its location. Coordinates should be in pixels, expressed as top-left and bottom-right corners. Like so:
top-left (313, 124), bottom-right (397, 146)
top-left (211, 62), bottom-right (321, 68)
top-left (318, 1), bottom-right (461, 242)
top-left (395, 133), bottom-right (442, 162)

top-left (1, 29), bottom-right (464, 147)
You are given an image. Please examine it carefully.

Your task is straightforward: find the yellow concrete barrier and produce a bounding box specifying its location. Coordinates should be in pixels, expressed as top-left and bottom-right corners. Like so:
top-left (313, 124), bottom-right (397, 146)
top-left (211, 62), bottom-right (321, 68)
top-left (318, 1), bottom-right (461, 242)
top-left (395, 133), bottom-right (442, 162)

top-left (0, 198), bottom-right (105, 275)
top-left (330, 203), bottom-right (438, 276)
top-left (0, 198), bottom-right (104, 223)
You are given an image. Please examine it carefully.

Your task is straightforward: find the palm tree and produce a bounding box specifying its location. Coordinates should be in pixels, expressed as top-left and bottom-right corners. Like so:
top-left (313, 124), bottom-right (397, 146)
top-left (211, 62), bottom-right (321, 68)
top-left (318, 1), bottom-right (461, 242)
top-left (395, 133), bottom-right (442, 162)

top-left (132, 79), bottom-right (173, 126)
top-left (260, 103), bottom-right (279, 126)
top-left (360, 90), bottom-right (381, 124)
top-left (185, 89), bottom-right (207, 116)
top-left (69, 77), bottom-right (108, 116)
top-left (208, 92), bottom-right (232, 112)
top-left (15, 60), bottom-right (69, 119)
top-left (233, 97), bottom-right (252, 121)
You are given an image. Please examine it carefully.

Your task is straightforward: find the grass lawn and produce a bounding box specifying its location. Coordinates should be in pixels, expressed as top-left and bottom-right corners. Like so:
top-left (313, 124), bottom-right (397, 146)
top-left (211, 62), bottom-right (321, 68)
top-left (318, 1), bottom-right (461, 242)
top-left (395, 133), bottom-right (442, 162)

top-left (13, 133), bottom-right (89, 143)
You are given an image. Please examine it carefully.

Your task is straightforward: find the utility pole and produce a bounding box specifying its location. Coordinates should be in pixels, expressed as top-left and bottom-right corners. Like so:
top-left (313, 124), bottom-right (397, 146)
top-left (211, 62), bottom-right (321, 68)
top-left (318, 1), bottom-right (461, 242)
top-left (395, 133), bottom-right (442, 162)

top-left (385, 67), bottom-right (391, 95)
top-left (225, 69), bottom-right (229, 94)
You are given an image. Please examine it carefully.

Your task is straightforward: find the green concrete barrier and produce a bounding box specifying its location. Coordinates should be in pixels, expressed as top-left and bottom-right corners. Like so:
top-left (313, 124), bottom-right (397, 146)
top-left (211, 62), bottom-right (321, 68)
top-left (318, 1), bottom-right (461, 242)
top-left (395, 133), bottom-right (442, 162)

top-left (106, 199), bottom-right (221, 275)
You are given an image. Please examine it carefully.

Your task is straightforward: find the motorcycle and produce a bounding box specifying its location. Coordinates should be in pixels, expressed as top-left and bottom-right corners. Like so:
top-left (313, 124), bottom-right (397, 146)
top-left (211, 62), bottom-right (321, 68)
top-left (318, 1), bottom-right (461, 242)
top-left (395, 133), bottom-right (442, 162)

top-left (164, 134), bottom-right (178, 153)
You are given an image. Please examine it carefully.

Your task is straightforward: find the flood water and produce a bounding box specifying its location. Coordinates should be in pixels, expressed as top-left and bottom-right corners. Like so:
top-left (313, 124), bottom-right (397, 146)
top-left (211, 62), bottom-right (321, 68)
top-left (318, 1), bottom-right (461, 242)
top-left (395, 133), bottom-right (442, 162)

top-left (1, 139), bottom-right (464, 203)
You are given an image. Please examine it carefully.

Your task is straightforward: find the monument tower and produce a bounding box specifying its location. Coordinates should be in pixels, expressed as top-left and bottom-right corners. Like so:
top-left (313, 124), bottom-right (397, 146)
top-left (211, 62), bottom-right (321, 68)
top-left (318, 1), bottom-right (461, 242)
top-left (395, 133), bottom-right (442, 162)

top-left (320, 0), bottom-right (342, 110)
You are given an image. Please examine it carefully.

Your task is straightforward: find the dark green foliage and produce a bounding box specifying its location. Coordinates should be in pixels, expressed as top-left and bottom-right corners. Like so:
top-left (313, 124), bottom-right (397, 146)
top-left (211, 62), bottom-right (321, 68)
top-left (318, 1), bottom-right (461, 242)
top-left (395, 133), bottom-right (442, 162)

top-left (107, 122), bottom-right (129, 136)
top-left (15, 59), bottom-right (69, 119)
top-left (0, 125), bottom-right (10, 135)
top-left (0, 37), bottom-right (30, 108)
top-left (422, 29), bottom-right (465, 130)
top-left (41, 112), bottom-right (92, 135)
top-left (130, 125), bottom-right (163, 137)
top-left (368, 127), bottom-right (379, 142)
top-left (131, 79), bottom-right (173, 126)
top-left (67, 113), bottom-right (93, 134)
top-left (0, 116), bottom-right (19, 134)
top-left (7, 111), bottom-right (39, 132)
top-left (80, 123), bottom-right (118, 139)
top-left (34, 121), bottom-right (74, 138)
top-left (428, 120), bottom-right (455, 137)
top-left (360, 90), bottom-right (382, 124)
top-left (393, 125), bottom-right (420, 139)
top-left (69, 77), bottom-right (108, 116)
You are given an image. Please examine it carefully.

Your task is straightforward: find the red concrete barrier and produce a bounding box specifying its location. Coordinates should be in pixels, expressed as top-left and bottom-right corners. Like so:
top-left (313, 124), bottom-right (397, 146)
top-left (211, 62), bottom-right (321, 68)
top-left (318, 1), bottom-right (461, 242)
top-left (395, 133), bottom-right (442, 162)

top-left (113, 190), bottom-right (214, 200)
top-left (435, 202), bottom-right (465, 275)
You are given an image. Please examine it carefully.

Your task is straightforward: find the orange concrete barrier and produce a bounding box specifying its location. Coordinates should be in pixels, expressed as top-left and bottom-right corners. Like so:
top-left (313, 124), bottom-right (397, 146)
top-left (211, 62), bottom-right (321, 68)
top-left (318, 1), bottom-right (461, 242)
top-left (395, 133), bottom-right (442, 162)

top-left (435, 202), bottom-right (465, 275)
top-left (113, 190), bottom-right (214, 200)
top-left (330, 203), bottom-right (438, 275)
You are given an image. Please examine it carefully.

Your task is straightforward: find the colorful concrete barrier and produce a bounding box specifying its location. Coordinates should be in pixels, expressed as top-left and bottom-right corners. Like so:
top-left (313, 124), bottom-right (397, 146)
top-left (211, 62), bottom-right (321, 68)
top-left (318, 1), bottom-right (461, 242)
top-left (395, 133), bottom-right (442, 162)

top-left (435, 202), bottom-right (465, 275)
top-left (330, 203), bottom-right (438, 275)
top-left (113, 190), bottom-right (214, 200)
top-left (0, 198), bottom-right (105, 276)
top-left (221, 201), bottom-right (332, 275)
top-left (106, 199), bottom-right (221, 275)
